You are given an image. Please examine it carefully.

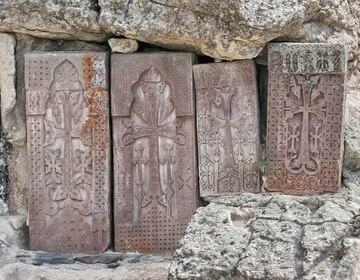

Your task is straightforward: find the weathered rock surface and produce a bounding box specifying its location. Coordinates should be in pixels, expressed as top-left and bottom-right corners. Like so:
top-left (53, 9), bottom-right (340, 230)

top-left (0, 1), bottom-right (358, 62)
top-left (169, 170), bottom-right (360, 280)
top-left (99, 0), bottom-right (360, 61)
top-left (0, 34), bottom-right (20, 146)
top-left (0, 215), bottom-right (27, 269)
top-left (0, 262), bottom-right (170, 280)
top-left (108, 38), bottom-right (139, 53)
top-left (0, 0), bottom-right (108, 41)
top-left (0, 33), bottom-right (26, 215)
top-left (344, 89), bottom-right (360, 172)
top-left (0, 250), bottom-right (171, 280)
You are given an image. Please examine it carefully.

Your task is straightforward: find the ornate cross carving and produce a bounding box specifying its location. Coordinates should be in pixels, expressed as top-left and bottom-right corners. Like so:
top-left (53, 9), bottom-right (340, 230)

top-left (122, 66), bottom-right (184, 219)
top-left (213, 87), bottom-right (241, 192)
top-left (285, 75), bottom-right (324, 175)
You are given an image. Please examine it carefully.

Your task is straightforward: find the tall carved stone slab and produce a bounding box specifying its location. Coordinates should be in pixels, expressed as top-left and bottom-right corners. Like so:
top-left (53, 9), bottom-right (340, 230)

top-left (193, 61), bottom-right (260, 197)
top-left (111, 53), bottom-right (197, 254)
top-left (25, 52), bottom-right (110, 253)
top-left (265, 43), bottom-right (347, 195)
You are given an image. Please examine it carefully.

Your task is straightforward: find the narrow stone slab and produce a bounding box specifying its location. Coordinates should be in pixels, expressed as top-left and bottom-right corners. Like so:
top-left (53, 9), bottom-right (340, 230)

top-left (75, 253), bottom-right (124, 264)
top-left (0, 33), bottom-right (18, 215)
top-left (25, 52), bottom-right (110, 253)
top-left (32, 252), bottom-right (75, 265)
top-left (193, 61), bottom-right (261, 197)
top-left (111, 53), bottom-right (198, 255)
top-left (265, 43), bottom-right (347, 195)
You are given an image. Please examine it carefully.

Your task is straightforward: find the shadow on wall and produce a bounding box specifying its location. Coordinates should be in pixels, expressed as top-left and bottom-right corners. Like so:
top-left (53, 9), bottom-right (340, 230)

top-left (0, 125), bottom-right (10, 214)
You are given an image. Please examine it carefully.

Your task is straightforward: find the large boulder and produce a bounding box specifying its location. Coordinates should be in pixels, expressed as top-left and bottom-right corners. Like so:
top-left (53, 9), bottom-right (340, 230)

top-left (169, 171), bottom-right (360, 280)
top-left (0, 1), bottom-right (359, 61)
top-left (99, 0), bottom-right (360, 60)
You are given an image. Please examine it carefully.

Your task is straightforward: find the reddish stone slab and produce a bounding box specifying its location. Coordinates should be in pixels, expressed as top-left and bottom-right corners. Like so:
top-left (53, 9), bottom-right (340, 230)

top-left (193, 61), bottom-right (261, 197)
top-left (25, 52), bottom-right (110, 253)
top-left (111, 53), bottom-right (198, 255)
top-left (265, 43), bottom-right (347, 195)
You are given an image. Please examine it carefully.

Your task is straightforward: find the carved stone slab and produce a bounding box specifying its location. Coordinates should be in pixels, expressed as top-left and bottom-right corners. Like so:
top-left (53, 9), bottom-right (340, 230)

top-left (111, 53), bottom-right (197, 255)
top-left (193, 61), bottom-right (261, 197)
top-left (265, 43), bottom-right (347, 195)
top-left (25, 52), bottom-right (110, 253)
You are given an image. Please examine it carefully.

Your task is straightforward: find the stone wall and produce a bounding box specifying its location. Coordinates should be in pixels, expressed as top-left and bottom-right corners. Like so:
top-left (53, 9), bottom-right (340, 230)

top-left (0, 0), bottom-right (360, 213)
top-left (0, 0), bottom-right (358, 215)
top-left (0, 1), bottom-right (359, 279)
top-left (0, 0), bottom-right (359, 62)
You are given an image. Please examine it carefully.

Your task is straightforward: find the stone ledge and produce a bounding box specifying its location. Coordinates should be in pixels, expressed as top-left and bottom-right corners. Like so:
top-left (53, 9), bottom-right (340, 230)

top-left (0, 261), bottom-right (170, 280)
top-left (0, 248), bottom-right (171, 279)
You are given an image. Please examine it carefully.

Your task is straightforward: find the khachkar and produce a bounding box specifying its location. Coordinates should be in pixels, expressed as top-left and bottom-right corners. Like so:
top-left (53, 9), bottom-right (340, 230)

top-left (193, 61), bottom-right (260, 196)
top-left (25, 52), bottom-right (110, 253)
top-left (265, 43), bottom-right (347, 195)
top-left (111, 53), bottom-right (197, 254)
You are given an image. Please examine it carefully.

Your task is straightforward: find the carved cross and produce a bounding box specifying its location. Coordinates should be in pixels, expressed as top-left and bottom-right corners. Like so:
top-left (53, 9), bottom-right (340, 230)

top-left (123, 67), bottom-right (180, 218)
top-left (44, 149), bottom-right (62, 184)
top-left (286, 75), bottom-right (324, 174)
top-left (45, 91), bottom-right (83, 202)
top-left (213, 88), bottom-right (240, 169)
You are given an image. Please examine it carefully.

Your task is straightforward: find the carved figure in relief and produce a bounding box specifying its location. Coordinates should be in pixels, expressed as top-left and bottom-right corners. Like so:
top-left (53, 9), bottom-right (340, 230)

top-left (122, 67), bottom-right (185, 220)
top-left (44, 60), bottom-right (92, 216)
top-left (285, 74), bottom-right (324, 176)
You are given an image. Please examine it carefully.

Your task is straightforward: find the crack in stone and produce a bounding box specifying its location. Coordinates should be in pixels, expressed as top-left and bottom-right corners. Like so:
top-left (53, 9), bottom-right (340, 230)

top-left (231, 230), bottom-right (255, 278)
top-left (302, 237), bottom-right (346, 277)
top-left (295, 226), bottom-right (305, 279)
top-left (148, 0), bottom-right (178, 10)
top-left (253, 215), bottom-right (348, 227)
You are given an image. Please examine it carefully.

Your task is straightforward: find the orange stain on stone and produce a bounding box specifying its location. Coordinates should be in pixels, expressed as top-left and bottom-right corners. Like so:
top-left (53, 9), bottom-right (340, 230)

top-left (81, 53), bottom-right (109, 161)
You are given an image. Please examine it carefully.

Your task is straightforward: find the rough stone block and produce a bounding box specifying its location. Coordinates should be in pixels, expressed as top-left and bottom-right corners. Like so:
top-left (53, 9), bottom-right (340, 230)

top-left (0, 33), bottom-right (22, 214)
top-left (108, 38), bottom-right (139, 53)
top-left (193, 61), bottom-right (261, 197)
top-left (111, 52), bottom-right (198, 255)
top-left (265, 43), bottom-right (347, 195)
top-left (25, 52), bottom-right (111, 253)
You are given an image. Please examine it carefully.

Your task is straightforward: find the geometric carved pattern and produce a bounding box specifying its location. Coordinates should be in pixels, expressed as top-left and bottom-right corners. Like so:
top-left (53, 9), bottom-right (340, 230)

top-left (111, 53), bottom-right (198, 255)
top-left (26, 52), bottom-right (110, 253)
top-left (265, 43), bottom-right (347, 195)
top-left (193, 61), bottom-right (260, 197)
